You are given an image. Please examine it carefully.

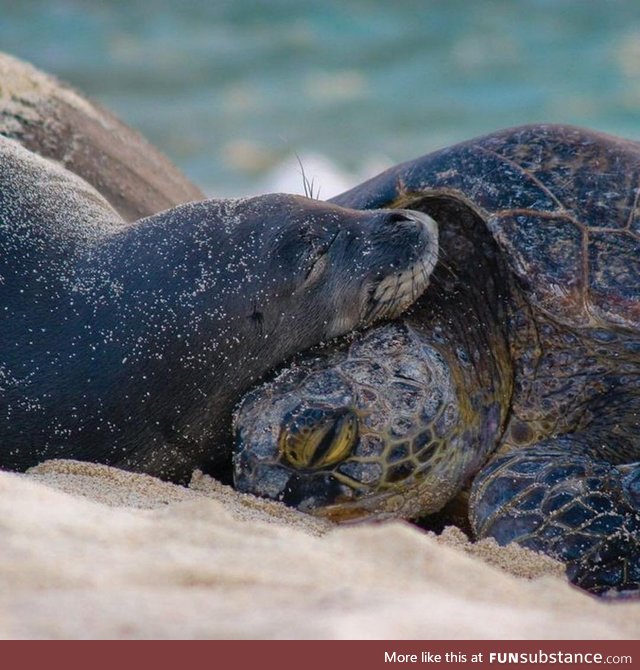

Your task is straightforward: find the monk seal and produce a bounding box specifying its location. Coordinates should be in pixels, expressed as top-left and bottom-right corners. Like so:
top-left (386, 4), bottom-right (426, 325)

top-left (0, 136), bottom-right (438, 482)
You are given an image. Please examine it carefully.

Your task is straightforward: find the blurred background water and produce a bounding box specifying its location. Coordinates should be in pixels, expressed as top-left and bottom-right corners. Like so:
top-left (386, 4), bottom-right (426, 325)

top-left (2, 0), bottom-right (640, 197)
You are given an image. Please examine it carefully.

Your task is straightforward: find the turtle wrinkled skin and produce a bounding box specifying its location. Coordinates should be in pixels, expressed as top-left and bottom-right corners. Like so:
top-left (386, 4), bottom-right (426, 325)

top-left (234, 124), bottom-right (640, 595)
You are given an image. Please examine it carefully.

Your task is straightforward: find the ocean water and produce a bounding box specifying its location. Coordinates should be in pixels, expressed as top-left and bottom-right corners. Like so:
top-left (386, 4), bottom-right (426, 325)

top-left (2, 1), bottom-right (640, 197)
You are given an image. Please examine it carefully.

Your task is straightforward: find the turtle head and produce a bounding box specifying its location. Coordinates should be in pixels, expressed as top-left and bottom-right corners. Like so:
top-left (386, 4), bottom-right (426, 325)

top-left (233, 323), bottom-right (492, 521)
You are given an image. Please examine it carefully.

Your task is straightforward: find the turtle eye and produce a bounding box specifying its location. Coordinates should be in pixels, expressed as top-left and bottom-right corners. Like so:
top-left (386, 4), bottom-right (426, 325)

top-left (279, 406), bottom-right (358, 469)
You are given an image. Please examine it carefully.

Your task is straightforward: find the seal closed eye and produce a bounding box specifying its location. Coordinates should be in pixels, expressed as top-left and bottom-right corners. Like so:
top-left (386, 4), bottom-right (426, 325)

top-left (0, 136), bottom-right (438, 482)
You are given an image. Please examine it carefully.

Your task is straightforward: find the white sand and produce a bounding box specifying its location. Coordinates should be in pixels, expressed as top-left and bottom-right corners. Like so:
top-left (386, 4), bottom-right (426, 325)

top-left (0, 459), bottom-right (638, 639)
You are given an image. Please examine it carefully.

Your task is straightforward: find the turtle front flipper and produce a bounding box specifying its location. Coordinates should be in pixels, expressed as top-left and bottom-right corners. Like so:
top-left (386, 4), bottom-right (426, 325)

top-left (469, 438), bottom-right (640, 595)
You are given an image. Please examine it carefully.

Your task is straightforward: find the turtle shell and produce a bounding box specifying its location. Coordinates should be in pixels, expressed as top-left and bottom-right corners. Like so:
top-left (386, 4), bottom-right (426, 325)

top-left (332, 124), bottom-right (640, 332)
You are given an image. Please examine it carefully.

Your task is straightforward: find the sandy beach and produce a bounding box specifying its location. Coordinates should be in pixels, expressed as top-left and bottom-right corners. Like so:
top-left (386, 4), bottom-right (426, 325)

top-left (0, 459), bottom-right (637, 639)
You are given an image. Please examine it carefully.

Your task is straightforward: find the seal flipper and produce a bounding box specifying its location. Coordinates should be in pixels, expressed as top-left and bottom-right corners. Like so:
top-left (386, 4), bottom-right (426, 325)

top-left (470, 438), bottom-right (640, 595)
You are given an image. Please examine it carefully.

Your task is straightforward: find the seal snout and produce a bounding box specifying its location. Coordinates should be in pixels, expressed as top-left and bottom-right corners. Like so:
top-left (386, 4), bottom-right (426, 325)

top-left (375, 208), bottom-right (439, 267)
top-left (363, 208), bottom-right (439, 325)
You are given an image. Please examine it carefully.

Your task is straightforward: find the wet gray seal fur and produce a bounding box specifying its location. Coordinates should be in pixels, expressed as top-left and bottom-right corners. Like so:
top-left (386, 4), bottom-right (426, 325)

top-left (0, 136), bottom-right (437, 481)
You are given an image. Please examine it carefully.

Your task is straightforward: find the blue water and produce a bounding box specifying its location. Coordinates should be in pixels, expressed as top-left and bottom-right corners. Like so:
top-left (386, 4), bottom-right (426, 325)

top-left (2, 1), bottom-right (640, 196)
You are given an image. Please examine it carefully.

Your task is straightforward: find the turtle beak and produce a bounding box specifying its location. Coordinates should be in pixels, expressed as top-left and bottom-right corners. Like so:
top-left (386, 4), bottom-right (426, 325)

top-left (279, 471), bottom-right (354, 511)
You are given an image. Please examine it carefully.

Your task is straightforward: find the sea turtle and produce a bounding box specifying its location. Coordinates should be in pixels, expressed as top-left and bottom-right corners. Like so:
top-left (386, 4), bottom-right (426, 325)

top-left (234, 124), bottom-right (640, 594)
top-left (0, 135), bottom-right (437, 482)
